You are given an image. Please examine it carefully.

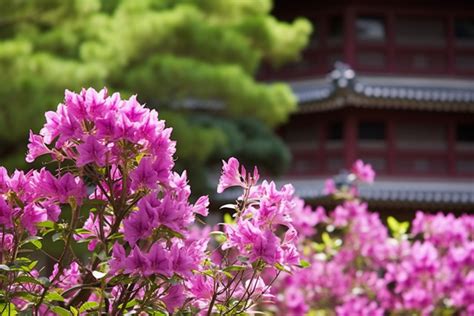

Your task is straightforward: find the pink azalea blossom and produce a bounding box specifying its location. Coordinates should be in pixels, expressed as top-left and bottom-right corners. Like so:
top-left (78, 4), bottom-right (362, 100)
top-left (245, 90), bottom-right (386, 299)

top-left (109, 242), bottom-right (127, 275)
top-left (162, 285), bottom-right (186, 313)
top-left (217, 157), bottom-right (244, 193)
top-left (124, 246), bottom-right (149, 275)
top-left (123, 211), bottom-right (153, 246)
top-left (130, 157), bottom-right (158, 191)
top-left (146, 242), bottom-right (172, 277)
top-left (26, 131), bottom-right (50, 163)
top-left (193, 195), bottom-right (209, 216)
top-left (351, 159), bottom-right (375, 183)
top-left (0, 198), bottom-right (13, 228)
top-left (21, 204), bottom-right (47, 235)
top-left (76, 136), bottom-right (107, 167)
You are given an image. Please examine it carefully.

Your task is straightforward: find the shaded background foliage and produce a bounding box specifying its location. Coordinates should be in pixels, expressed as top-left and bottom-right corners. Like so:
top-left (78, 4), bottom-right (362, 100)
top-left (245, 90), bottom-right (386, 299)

top-left (0, 0), bottom-right (311, 193)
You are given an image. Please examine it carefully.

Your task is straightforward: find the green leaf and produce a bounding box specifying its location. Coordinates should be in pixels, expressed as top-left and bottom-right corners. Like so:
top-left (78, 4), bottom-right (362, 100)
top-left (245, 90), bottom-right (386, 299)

top-left (274, 262), bottom-right (291, 273)
top-left (46, 291), bottom-right (65, 302)
top-left (221, 270), bottom-right (233, 278)
top-left (20, 236), bottom-right (43, 249)
top-left (70, 306), bottom-right (79, 316)
top-left (210, 231), bottom-right (227, 243)
top-left (79, 301), bottom-right (99, 313)
top-left (11, 290), bottom-right (37, 300)
top-left (321, 232), bottom-right (332, 247)
top-left (223, 265), bottom-right (246, 272)
top-left (107, 232), bottom-right (123, 240)
top-left (74, 228), bottom-right (92, 235)
top-left (14, 275), bottom-right (42, 285)
top-left (37, 220), bottom-right (55, 228)
top-left (298, 259), bottom-right (311, 268)
top-left (126, 299), bottom-right (138, 309)
top-left (223, 213), bottom-right (234, 224)
top-left (28, 260), bottom-right (38, 271)
top-left (51, 306), bottom-right (71, 316)
top-left (0, 303), bottom-right (17, 315)
top-left (387, 216), bottom-right (410, 238)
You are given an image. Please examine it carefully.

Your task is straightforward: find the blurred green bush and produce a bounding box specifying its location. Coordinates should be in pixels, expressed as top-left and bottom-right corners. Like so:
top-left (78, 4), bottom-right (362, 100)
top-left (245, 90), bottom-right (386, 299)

top-left (0, 0), bottom-right (311, 191)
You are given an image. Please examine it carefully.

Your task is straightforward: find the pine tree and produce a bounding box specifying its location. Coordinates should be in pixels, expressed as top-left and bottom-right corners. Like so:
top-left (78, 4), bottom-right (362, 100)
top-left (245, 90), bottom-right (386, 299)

top-left (0, 0), bottom-right (311, 190)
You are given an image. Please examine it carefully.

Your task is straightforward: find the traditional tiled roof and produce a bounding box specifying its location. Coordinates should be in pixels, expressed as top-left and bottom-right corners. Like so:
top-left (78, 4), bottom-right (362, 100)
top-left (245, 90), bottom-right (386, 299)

top-left (214, 175), bottom-right (474, 210)
top-left (278, 177), bottom-right (474, 210)
top-left (290, 62), bottom-right (474, 113)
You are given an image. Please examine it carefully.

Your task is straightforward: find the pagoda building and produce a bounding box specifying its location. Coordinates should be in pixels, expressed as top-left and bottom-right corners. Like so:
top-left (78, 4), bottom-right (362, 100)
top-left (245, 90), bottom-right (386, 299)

top-left (263, 0), bottom-right (474, 214)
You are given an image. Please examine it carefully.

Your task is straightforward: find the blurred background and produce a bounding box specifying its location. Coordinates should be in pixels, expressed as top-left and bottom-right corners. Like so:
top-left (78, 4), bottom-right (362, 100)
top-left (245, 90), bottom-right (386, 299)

top-left (0, 0), bottom-right (473, 218)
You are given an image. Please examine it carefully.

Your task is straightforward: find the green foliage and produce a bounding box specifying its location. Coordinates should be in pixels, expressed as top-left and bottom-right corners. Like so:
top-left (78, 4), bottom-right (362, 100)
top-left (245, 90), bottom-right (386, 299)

top-left (387, 216), bottom-right (410, 239)
top-left (0, 0), bottom-right (311, 186)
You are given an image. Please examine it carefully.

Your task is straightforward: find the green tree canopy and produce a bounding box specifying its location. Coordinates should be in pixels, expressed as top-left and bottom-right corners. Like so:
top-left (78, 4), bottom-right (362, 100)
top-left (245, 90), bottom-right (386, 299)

top-left (0, 0), bottom-right (311, 191)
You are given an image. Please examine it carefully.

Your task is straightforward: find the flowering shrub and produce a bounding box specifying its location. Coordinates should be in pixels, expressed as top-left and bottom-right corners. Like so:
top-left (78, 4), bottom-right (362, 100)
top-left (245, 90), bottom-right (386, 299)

top-left (1, 87), bottom-right (472, 315)
top-left (0, 88), bottom-right (302, 315)
top-left (271, 161), bottom-right (474, 316)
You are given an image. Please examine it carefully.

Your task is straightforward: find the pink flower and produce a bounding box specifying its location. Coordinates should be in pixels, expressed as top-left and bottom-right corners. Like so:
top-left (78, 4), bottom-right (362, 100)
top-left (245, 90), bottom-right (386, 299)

top-left (130, 157), bottom-right (158, 191)
top-left (82, 87), bottom-right (108, 118)
top-left (162, 285), bottom-right (186, 313)
top-left (21, 204), bottom-right (47, 235)
top-left (50, 261), bottom-right (81, 290)
top-left (171, 245), bottom-right (196, 278)
top-left (0, 198), bottom-right (13, 228)
top-left (193, 195), bottom-right (209, 216)
top-left (43, 202), bottom-right (61, 222)
top-left (124, 246), bottom-right (149, 275)
top-left (36, 170), bottom-right (87, 205)
top-left (146, 242), bottom-right (172, 277)
top-left (0, 167), bottom-right (8, 193)
top-left (76, 136), bottom-right (107, 167)
top-left (0, 233), bottom-right (13, 252)
top-left (217, 157), bottom-right (245, 193)
top-left (351, 159), bottom-right (375, 183)
top-left (109, 243), bottom-right (126, 275)
top-left (56, 173), bottom-right (87, 205)
top-left (26, 131), bottom-right (50, 163)
top-left (188, 275), bottom-right (213, 301)
top-left (123, 211), bottom-right (153, 246)
top-left (323, 178), bottom-right (336, 195)
top-left (251, 230), bottom-right (283, 265)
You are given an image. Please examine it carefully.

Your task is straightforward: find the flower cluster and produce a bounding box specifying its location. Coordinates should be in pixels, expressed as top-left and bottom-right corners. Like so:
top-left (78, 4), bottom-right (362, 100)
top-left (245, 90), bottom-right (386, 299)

top-left (271, 163), bottom-right (474, 316)
top-left (193, 157), bottom-right (302, 314)
top-left (0, 88), bottom-right (301, 315)
top-left (2, 87), bottom-right (471, 315)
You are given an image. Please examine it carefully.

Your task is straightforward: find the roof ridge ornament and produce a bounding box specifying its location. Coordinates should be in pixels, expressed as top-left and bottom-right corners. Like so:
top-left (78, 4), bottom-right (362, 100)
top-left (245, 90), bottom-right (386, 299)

top-left (329, 61), bottom-right (356, 89)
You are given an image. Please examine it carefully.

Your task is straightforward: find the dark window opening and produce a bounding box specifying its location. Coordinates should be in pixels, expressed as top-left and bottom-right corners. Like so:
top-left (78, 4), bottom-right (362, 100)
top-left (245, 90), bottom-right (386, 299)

top-left (356, 16), bottom-right (386, 43)
top-left (457, 124), bottom-right (474, 142)
top-left (328, 16), bottom-right (344, 46)
top-left (455, 18), bottom-right (474, 46)
top-left (328, 122), bottom-right (343, 140)
top-left (395, 17), bottom-right (445, 47)
top-left (358, 122), bottom-right (386, 140)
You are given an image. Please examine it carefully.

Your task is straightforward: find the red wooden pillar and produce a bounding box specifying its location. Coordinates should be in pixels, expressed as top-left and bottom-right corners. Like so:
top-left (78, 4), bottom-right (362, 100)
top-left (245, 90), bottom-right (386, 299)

top-left (387, 120), bottom-right (396, 174)
top-left (344, 113), bottom-right (357, 169)
top-left (319, 122), bottom-right (327, 174)
top-left (344, 7), bottom-right (356, 67)
top-left (447, 120), bottom-right (456, 175)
